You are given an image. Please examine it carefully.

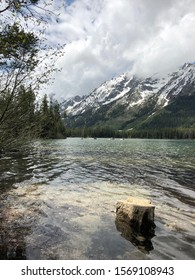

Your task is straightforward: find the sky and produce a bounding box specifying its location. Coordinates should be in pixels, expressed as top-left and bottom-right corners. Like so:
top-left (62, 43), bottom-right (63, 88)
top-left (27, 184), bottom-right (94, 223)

top-left (45, 0), bottom-right (195, 100)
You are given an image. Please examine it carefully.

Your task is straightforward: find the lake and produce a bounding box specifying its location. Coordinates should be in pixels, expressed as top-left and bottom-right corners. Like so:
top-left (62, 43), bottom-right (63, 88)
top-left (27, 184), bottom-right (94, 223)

top-left (0, 138), bottom-right (195, 259)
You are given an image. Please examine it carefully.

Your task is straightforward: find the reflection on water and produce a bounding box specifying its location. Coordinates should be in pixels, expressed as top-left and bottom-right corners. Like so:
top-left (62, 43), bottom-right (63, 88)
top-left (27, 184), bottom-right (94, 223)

top-left (115, 219), bottom-right (155, 254)
top-left (0, 138), bottom-right (195, 259)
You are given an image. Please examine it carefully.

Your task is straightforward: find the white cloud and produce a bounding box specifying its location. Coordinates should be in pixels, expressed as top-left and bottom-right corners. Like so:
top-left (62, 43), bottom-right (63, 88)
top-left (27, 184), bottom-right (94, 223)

top-left (45, 0), bottom-right (195, 99)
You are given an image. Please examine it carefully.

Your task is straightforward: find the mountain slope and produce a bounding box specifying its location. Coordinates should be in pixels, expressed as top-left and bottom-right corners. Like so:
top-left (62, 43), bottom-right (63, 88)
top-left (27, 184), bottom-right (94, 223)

top-left (137, 95), bottom-right (195, 129)
top-left (61, 63), bottom-right (195, 130)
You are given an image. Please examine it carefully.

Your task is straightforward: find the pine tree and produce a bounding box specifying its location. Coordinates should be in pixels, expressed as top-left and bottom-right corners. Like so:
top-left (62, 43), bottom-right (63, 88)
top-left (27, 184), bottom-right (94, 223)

top-left (39, 95), bottom-right (65, 139)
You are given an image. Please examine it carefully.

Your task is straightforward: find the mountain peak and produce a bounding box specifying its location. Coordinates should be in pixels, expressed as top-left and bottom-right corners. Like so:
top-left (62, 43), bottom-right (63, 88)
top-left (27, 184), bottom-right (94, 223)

top-left (62, 64), bottom-right (195, 129)
top-left (181, 62), bottom-right (194, 69)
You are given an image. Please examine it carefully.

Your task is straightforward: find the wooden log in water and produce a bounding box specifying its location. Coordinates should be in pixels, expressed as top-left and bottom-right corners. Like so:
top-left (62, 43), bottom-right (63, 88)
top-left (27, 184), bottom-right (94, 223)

top-left (116, 196), bottom-right (155, 235)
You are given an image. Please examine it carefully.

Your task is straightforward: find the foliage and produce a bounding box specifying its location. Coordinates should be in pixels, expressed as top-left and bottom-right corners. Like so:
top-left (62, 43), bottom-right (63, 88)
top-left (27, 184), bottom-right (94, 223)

top-left (38, 94), bottom-right (65, 139)
top-left (65, 126), bottom-right (130, 139)
top-left (0, 1), bottom-right (54, 22)
top-left (0, 0), bottom-right (64, 151)
top-left (129, 128), bottom-right (195, 139)
top-left (0, 86), bottom-right (38, 150)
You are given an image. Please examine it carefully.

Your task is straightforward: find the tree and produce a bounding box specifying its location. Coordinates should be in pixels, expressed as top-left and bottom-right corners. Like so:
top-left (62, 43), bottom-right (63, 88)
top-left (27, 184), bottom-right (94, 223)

top-left (0, 1), bottom-right (53, 22)
top-left (0, 86), bottom-right (38, 150)
top-left (39, 95), bottom-right (65, 139)
top-left (0, 23), bottom-right (40, 150)
top-left (0, 0), bottom-right (64, 151)
top-left (39, 94), bottom-right (50, 138)
top-left (0, 1), bottom-right (39, 14)
top-left (52, 100), bottom-right (65, 138)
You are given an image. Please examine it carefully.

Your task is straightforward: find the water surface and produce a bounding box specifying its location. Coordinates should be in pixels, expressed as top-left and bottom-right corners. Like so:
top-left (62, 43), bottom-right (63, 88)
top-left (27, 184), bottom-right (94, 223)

top-left (0, 138), bottom-right (195, 259)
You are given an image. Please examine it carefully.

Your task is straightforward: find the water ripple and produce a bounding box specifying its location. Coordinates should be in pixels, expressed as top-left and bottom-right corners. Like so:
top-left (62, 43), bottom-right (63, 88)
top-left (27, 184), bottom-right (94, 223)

top-left (0, 138), bottom-right (195, 259)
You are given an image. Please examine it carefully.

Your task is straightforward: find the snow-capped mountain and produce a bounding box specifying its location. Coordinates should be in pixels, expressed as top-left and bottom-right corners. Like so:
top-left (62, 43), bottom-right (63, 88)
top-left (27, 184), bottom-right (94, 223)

top-left (61, 63), bottom-right (195, 129)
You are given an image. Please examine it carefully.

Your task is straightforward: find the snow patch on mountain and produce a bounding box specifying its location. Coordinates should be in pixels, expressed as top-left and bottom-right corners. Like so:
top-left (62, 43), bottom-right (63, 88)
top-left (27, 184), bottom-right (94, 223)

top-left (157, 63), bottom-right (195, 106)
top-left (61, 63), bottom-right (195, 118)
top-left (103, 87), bottom-right (130, 105)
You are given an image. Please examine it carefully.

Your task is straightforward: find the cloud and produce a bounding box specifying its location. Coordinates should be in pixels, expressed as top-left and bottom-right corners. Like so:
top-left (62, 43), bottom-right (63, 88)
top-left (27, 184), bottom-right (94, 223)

top-left (46, 0), bottom-right (195, 99)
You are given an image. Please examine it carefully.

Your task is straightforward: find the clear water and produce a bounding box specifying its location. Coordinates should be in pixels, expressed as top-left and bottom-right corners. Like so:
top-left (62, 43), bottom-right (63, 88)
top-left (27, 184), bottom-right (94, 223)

top-left (0, 138), bottom-right (195, 259)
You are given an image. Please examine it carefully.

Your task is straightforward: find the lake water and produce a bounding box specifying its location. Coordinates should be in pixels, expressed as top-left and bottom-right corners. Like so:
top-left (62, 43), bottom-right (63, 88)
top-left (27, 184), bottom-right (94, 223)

top-left (0, 138), bottom-right (195, 260)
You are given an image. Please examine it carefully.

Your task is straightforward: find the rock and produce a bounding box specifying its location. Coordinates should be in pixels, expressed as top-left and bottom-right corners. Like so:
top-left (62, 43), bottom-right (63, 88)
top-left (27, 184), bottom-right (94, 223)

top-left (116, 196), bottom-right (155, 235)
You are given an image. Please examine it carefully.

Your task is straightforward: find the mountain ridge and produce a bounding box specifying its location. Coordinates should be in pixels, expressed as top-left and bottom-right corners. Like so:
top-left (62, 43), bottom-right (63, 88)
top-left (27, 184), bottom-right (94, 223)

top-left (61, 63), bottom-right (195, 131)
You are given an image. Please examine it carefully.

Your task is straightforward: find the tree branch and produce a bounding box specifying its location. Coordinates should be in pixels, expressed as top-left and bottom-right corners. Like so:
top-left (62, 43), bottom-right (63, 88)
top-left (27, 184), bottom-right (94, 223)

top-left (0, 5), bottom-right (11, 14)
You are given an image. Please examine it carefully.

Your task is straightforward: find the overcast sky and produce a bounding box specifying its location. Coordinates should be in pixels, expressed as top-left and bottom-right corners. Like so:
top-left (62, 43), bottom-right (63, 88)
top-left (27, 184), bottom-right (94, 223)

top-left (46, 0), bottom-right (195, 100)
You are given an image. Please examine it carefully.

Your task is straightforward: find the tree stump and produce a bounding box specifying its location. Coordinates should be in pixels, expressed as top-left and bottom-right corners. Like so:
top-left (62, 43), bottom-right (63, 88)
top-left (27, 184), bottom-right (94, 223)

top-left (116, 196), bottom-right (155, 235)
